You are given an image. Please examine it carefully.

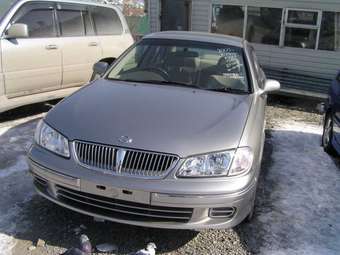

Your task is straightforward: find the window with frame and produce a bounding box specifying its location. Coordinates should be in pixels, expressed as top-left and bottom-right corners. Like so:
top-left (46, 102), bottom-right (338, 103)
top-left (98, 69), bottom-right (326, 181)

top-left (58, 9), bottom-right (84, 36)
top-left (92, 7), bottom-right (123, 35)
top-left (13, 4), bottom-right (56, 38)
top-left (246, 7), bottom-right (283, 45)
top-left (211, 5), bottom-right (245, 37)
top-left (319, 12), bottom-right (340, 51)
top-left (283, 9), bottom-right (320, 49)
top-left (82, 10), bottom-right (95, 36)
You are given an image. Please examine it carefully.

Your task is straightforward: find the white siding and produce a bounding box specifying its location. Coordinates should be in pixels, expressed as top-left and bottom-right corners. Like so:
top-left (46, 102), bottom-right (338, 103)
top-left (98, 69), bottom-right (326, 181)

top-left (149, 0), bottom-right (160, 33)
top-left (191, 0), bottom-right (211, 32)
top-left (212, 0), bottom-right (340, 12)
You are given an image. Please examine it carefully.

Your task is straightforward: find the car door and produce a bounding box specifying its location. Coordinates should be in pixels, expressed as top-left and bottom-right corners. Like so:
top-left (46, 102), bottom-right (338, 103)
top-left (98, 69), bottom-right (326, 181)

top-left (91, 6), bottom-right (132, 59)
top-left (1, 2), bottom-right (62, 98)
top-left (56, 3), bottom-right (101, 88)
top-left (332, 71), bottom-right (340, 144)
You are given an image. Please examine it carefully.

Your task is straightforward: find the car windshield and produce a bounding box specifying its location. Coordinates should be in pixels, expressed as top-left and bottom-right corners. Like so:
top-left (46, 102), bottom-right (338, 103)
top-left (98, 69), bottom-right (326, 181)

top-left (106, 39), bottom-right (250, 94)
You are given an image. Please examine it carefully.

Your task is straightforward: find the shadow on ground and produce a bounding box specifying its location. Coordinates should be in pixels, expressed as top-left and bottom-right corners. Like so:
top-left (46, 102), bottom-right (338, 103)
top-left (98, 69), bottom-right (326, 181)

top-left (0, 99), bottom-right (60, 123)
top-left (268, 94), bottom-right (323, 114)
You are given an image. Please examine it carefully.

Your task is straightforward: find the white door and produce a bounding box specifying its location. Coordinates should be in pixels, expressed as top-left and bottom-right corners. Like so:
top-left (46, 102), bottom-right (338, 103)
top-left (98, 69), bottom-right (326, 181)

top-left (56, 3), bottom-right (101, 88)
top-left (2, 2), bottom-right (62, 98)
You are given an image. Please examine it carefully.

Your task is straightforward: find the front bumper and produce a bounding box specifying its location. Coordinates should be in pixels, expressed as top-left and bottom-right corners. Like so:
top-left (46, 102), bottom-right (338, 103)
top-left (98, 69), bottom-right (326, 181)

top-left (28, 146), bottom-right (258, 229)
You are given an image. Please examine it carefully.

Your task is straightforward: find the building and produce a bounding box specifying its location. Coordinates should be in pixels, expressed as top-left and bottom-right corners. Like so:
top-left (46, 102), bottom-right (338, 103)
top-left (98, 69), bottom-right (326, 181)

top-left (148, 0), bottom-right (340, 97)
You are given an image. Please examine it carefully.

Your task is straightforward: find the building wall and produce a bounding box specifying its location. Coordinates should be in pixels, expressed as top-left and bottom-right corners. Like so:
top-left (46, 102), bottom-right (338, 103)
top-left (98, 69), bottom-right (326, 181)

top-left (149, 0), bottom-right (160, 32)
top-left (149, 0), bottom-right (340, 95)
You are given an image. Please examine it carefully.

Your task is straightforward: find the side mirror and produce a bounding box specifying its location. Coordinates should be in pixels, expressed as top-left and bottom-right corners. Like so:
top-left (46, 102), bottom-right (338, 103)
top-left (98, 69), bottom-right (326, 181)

top-left (263, 79), bottom-right (280, 94)
top-left (93, 61), bottom-right (109, 77)
top-left (6, 23), bottom-right (29, 39)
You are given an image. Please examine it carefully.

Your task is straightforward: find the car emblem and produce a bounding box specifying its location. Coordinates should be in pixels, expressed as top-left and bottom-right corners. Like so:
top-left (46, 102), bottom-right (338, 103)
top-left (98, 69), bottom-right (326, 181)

top-left (118, 136), bottom-right (133, 144)
top-left (116, 149), bottom-right (127, 174)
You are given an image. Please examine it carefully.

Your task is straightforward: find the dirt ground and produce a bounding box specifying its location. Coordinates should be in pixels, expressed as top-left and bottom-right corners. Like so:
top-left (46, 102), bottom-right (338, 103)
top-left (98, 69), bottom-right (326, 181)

top-left (1, 95), bottom-right (340, 255)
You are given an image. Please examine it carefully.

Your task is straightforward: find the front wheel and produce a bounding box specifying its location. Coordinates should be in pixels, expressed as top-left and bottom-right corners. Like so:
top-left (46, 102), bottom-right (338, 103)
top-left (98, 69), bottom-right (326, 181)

top-left (322, 114), bottom-right (337, 155)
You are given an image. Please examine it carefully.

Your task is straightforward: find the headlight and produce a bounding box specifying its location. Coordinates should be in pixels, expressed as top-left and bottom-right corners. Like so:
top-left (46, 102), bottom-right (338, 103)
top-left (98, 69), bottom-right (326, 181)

top-left (177, 147), bottom-right (253, 178)
top-left (34, 120), bottom-right (70, 158)
top-left (228, 147), bottom-right (254, 176)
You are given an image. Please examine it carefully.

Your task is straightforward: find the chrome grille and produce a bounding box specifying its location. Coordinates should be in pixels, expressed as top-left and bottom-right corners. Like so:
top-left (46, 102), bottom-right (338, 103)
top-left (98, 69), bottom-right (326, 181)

top-left (74, 141), bottom-right (179, 177)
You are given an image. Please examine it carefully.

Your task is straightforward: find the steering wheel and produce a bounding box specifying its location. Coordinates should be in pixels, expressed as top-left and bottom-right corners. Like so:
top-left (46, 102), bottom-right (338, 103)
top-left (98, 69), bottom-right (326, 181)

top-left (140, 67), bottom-right (170, 81)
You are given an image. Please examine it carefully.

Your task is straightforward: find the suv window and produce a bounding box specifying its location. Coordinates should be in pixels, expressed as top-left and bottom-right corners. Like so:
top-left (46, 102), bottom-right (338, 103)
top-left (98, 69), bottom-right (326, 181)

top-left (13, 3), bottom-right (56, 38)
top-left (58, 9), bottom-right (84, 36)
top-left (91, 7), bottom-right (123, 35)
top-left (82, 10), bottom-right (95, 36)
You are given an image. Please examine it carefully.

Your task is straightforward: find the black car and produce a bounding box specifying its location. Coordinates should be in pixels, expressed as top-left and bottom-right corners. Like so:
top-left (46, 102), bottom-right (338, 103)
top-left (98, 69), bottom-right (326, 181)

top-left (322, 71), bottom-right (340, 155)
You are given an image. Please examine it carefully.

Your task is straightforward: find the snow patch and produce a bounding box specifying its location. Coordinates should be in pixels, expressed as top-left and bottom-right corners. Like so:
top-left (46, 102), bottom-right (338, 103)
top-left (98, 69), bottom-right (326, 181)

top-left (0, 156), bottom-right (29, 178)
top-left (0, 127), bottom-right (10, 137)
top-left (256, 121), bottom-right (340, 254)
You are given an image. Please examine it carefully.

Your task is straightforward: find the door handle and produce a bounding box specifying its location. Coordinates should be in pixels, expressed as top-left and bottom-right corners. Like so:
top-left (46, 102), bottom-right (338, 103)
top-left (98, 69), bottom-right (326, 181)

top-left (88, 42), bottom-right (98, 47)
top-left (46, 44), bottom-right (58, 50)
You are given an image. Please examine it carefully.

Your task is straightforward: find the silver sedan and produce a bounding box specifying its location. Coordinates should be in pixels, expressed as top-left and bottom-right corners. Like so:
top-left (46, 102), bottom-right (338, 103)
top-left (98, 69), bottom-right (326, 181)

top-left (28, 31), bottom-right (280, 229)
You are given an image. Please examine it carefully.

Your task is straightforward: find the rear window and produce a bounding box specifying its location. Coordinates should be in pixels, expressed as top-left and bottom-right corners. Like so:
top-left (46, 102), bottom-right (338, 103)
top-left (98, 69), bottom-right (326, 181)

top-left (91, 7), bottom-right (123, 35)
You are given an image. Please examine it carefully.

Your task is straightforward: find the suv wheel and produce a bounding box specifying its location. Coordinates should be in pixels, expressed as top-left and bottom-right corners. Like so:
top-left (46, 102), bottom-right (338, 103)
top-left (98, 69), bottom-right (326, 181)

top-left (322, 114), bottom-right (337, 155)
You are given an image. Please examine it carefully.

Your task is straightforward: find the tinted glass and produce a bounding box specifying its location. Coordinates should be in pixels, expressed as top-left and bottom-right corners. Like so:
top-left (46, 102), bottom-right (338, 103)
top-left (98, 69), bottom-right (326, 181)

top-left (287, 10), bottom-right (318, 26)
top-left (92, 7), bottom-right (123, 35)
top-left (107, 39), bottom-right (250, 93)
top-left (212, 5), bottom-right (245, 37)
top-left (284, 27), bottom-right (317, 49)
top-left (58, 10), bottom-right (84, 36)
top-left (15, 9), bottom-right (55, 38)
top-left (319, 12), bottom-right (340, 51)
top-left (83, 10), bottom-right (95, 35)
top-left (161, 0), bottom-right (190, 31)
top-left (246, 7), bottom-right (282, 45)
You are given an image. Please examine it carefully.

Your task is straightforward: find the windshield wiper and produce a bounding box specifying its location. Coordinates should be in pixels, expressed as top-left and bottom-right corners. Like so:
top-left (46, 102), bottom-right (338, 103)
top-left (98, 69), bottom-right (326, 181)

top-left (107, 78), bottom-right (202, 89)
top-left (152, 80), bottom-right (201, 89)
top-left (207, 87), bottom-right (249, 94)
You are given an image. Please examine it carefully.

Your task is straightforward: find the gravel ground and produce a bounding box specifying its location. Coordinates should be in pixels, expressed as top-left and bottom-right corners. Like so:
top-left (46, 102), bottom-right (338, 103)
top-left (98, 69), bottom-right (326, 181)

top-left (1, 95), bottom-right (339, 255)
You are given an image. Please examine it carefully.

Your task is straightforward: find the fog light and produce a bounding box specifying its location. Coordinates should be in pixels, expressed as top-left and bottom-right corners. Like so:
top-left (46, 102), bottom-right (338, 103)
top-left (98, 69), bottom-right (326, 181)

top-left (209, 207), bottom-right (236, 218)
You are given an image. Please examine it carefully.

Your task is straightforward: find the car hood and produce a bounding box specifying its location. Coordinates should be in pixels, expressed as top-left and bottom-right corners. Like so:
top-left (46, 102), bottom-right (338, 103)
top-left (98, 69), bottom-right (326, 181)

top-left (46, 79), bottom-right (253, 157)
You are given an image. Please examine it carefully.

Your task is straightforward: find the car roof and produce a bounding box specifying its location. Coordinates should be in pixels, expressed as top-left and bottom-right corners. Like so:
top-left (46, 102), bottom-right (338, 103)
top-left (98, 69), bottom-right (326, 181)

top-left (14, 0), bottom-right (117, 9)
top-left (144, 31), bottom-right (246, 48)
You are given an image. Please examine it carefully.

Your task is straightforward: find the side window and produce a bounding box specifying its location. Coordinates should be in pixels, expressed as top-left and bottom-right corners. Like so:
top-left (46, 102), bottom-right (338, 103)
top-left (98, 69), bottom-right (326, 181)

top-left (57, 8), bottom-right (84, 36)
top-left (91, 7), bottom-right (123, 35)
top-left (211, 5), bottom-right (245, 37)
top-left (283, 9), bottom-right (320, 49)
top-left (246, 7), bottom-right (283, 46)
top-left (319, 12), bottom-right (340, 51)
top-left (82, 10), bottom-right (95, 36)
top-left (12, 3), bottom-right (56, 38)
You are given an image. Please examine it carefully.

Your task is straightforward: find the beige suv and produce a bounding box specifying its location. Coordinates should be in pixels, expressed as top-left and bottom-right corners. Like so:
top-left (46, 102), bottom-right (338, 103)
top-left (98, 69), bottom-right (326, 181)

top-left (0, 0), bottom-right (134, 113)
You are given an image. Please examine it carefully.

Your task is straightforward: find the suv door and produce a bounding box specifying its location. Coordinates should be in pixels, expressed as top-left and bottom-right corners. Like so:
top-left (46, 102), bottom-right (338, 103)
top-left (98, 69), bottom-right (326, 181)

top-left (2, 2), bottom-right (62, 98)
top-left (56, 3), bottom-right (101, 88)
top-left (91, 6), bottom-right (131, 59)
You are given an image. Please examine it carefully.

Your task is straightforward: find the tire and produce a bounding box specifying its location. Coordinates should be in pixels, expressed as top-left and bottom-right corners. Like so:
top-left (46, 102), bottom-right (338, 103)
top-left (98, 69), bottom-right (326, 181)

top-left (322, 114), bottom-right (337, 156)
